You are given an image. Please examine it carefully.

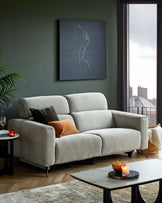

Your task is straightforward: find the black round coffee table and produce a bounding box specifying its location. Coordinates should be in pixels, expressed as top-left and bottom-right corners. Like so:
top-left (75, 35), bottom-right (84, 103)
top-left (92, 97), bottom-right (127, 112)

top-left (0, 133), bottom-right (19, 175)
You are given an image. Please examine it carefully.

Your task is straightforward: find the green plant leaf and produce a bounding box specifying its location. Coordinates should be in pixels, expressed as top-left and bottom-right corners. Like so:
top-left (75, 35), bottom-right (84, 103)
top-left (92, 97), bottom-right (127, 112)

top-left (0, 65), bottom-right (8, 73)
top-left (0, 66), bottom-right (23, 108)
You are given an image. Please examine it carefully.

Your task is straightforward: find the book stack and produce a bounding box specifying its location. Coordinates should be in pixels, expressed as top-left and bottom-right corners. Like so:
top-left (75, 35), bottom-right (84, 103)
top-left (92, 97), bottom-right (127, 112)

top-left (0, 130), bottom-right (9, 137)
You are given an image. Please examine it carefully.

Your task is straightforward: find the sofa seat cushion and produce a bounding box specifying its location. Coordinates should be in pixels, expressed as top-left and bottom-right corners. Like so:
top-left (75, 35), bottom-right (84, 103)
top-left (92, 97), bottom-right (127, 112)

top-left (84, 128), bottom-right (141, 156)
top-left (55, 133), bottom-right (102, 164)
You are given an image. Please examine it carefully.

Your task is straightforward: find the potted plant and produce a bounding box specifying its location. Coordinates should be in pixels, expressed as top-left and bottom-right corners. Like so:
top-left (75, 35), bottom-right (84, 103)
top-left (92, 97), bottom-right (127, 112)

top-left (0, 54), bottom-right (23, 108)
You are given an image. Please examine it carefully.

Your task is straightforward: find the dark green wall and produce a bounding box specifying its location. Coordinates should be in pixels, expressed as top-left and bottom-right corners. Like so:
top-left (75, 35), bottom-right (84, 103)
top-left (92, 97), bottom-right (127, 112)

top-left (0, 0), bottom-right (117, 119)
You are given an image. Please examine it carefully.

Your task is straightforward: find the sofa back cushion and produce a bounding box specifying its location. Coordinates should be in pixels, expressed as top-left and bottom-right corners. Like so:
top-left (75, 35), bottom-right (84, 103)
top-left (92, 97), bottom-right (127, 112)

top-left (65, 92), bottom-right (108, 112)
top-left (19, 96), bottom-right (70, 119)
top-left (58, 115), bottom-right (76, 126)
top-left (72, 110), bottom-right (115, 132)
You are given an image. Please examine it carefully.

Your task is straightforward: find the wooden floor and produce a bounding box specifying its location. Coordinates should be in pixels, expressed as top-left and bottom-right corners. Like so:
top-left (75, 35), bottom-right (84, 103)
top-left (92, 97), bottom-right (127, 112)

top-left (0, 151), bottom-right (161, 195)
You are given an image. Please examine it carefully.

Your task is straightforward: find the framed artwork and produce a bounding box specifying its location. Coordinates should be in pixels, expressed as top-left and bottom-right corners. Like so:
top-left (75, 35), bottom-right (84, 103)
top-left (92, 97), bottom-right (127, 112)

top-left (59, 20), bottom-right (106, 80)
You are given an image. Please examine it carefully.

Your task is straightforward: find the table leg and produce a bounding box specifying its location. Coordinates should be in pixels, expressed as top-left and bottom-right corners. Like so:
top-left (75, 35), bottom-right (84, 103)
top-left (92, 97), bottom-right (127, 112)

top-left (155, 180), bottom-right (162, 203)
top-left (2, 141), bottom-right (9, 174)
top-left (103, 188), bottom-right (113, 203)
top-left (0, 139), bottom-right (16, 176)
top-left (131, 185), bottom-right (146, 203)
top-left (8, 140), bottom-right (14, 175)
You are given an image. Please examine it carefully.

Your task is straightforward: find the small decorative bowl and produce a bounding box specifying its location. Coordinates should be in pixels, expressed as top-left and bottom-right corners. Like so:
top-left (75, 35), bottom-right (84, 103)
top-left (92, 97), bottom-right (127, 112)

top-left (114, 169), bottom-right (122, 176)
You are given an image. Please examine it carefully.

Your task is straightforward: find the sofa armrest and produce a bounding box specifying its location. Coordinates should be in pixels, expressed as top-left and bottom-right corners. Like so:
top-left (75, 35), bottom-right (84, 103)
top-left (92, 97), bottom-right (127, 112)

top-left (111, 110), bottom-right (148, 149)
top-left (8, 119), bottom-right (55, 167)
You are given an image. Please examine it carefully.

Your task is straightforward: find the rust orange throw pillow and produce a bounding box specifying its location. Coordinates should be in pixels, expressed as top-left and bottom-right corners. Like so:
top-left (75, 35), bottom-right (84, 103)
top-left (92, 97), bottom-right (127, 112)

top-left (48, 119), bottom-right (79, 138)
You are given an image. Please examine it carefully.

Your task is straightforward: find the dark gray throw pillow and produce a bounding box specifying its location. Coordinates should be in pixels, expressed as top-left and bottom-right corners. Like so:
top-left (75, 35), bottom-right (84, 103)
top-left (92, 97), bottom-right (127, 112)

top-left (30, 106), bottom-right (59, 124)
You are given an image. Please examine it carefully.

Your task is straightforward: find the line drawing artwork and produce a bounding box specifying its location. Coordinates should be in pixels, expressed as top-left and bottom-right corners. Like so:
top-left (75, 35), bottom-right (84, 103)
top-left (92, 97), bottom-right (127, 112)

top-left (59, 20), bottom-right (106, 80)
top-left (77, 24), bottom-right (90, 70)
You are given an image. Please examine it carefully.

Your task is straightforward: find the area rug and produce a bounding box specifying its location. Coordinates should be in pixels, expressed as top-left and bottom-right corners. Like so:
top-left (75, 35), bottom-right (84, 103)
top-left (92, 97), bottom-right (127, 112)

top-left (0, 180), bottom-right (159, 203)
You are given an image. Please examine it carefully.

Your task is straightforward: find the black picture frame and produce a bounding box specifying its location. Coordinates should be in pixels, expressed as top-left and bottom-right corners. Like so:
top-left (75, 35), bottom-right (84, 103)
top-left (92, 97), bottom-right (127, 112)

top-left (59, 20), bottom-right (106, 80)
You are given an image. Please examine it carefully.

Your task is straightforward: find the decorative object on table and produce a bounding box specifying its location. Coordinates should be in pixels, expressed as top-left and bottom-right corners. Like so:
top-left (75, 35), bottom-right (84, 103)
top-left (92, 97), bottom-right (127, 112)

top-left (0, 130), bottom-right (9, 137)
top-left (9, 130), bottom-right (15, 137)
top-left (108, 170), bottom-right (139, 180)
top-left (143, 123), bottom-right (162, 155)
top-left (0, 116), bottom-right (6, 129)
top-left (59, 20), bottom-right (106, 80)
top-left (121, 165), bottom-right (130, 176)
top-left (0, 52), bottom-right (23, 108)
top-left (110, 160), bottom-right (139, 179)
top-left (112, 160), bottom-right (126, 176)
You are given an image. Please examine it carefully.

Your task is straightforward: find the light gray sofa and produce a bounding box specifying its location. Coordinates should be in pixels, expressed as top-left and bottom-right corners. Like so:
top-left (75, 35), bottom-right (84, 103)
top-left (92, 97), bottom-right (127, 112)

top-left (8, 92), bottom-right (148, 176)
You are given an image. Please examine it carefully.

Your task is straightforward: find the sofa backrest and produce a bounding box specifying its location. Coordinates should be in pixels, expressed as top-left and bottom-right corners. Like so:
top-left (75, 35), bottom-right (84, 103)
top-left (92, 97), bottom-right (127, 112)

top-left (19, 93), bottom-right (115, 132)
top-left (65, 92), bottom-right (115, 132)
top-left (19, 95), bottom-right (70, 119)
top-left (65, 92), bottom-right (108, 112)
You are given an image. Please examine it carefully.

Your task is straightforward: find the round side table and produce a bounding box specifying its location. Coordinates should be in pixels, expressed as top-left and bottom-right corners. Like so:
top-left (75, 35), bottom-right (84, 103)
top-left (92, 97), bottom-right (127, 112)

top-left (0, 133), bottom-right (19, 175)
